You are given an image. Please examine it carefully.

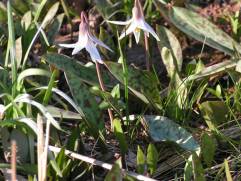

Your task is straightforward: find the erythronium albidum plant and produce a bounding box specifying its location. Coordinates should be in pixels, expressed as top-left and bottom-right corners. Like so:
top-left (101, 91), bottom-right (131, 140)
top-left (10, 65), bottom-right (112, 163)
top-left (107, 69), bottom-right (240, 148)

top-left (59, 12), bottom-right (112, 64)
top-left (108, 0), bottom-right (160, 44)
top-left (108, 0), bottom-right (160, 71)
top-left (59, 12), bottom-right (114, 129)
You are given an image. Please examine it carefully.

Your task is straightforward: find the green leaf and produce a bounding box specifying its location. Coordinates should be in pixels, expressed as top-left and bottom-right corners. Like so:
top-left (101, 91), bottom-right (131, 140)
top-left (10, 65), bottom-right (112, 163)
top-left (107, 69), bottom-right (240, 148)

top-left (50, 160), bottom-right (63, 177)
top-left (105, 61), bottom-right (161, 108)
top-left (47, 13), bottom-right (64, 44)
top-left (21, 11), bottom-right (32, 30)
top-left (156, 25), bottom-right (183, 77)
top-left (7, 1), bottom-right (17, 97)
top-left (161, 47), bottom-right (187, 109)
top-left (113, 119), bottom-right (128, 155)
top-left (90, 86), bottom-right (123, 116)
top-left (154, 2), bottom-right (241, 56)
top-left (147, 144), bottom-right (158, 175)
top-left (199, 101), bottom-right (228, 131)
top-left (137, 146), bottom-right (145, 174)
top-left (142, 115), bottom-right (200, 151)
top-left (0, 3), bottom-right (7, 23)
top-left (42, 2), bottom-right (60, 29)
top-left (201, 133), bottom-right (216, 167)
top-left (46, 106), bottom-right (82, 120)
top-left (235, 59), bottom-right (241, 73)
top-left (43, 53), bottom-right (112, 86)
top-left (95, 0), bottom-right (114, 18)
top-left (17, 68), bottom-right (51, 87)
top-left (186, 60), bottom-right (237, 82)
top-left (192, 153), bottom-right (206, 181)
top-left (224, 159), bottom-right (233, 181)
top-left (11, 0), bottom-right (29, 15)
top-left (65, 73), bottom-right (104, 138)
top-left (105, 160), bottom-right (122, 181)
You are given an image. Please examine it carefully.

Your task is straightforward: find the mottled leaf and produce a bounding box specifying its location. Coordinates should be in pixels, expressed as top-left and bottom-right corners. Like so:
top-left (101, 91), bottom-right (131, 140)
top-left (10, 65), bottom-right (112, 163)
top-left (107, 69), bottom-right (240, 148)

top-left (157, 25), bottom-right (183, 77)
top-left (43, 53), bottom-right (112, 86)
top-left (105, 61), bottom-right (161, 108)
top-left (142, 115), bottom-right (200, 151)
top-left (154, 2), bottom-right (241, 56)
top-left (65, 73), bottom-right (104, 138)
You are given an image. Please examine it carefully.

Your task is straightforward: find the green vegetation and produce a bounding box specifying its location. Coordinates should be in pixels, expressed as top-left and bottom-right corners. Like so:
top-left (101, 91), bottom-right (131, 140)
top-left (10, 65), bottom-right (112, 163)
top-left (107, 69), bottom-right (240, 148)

top-left (0, 0), bottom-right (240, 180)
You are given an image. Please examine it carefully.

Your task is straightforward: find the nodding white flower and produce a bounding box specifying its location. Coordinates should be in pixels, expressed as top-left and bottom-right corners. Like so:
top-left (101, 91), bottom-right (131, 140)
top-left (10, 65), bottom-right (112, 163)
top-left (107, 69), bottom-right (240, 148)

top-left (59, 12), bottom-right (112, 64)
top-left (108, 0), bottom-right (160, 44)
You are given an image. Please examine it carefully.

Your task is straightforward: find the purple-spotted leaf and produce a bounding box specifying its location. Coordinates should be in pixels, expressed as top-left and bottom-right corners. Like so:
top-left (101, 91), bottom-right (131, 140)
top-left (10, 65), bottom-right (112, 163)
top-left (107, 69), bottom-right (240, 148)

top-left (105, 61), bottom-right (161, 109)
top-left (65, 72), bottom-right (104, 138)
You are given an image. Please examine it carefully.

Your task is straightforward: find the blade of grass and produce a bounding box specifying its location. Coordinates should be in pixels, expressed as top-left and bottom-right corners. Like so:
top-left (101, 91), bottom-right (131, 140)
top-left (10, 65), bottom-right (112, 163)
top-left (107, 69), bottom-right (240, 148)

top-left (43, 69), bottom-right (57, 106)
top-left (22, 23), bottom-right (43, 70)
top-left (34, 0), bottom-right (48, 22)
top-left (224, 159), bottom-right (233, 181)
top-left (7, 1), bottom-right (17, 97)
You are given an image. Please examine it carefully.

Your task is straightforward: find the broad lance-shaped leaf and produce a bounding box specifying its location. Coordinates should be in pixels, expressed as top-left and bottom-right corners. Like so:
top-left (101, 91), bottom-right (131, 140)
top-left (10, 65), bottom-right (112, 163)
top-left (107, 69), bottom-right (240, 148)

top-left (185, 60), bottom-right (237, 82)
top-left (156, 25), bottom-right (183, 77)
top-left (142, 116), bottom-right (200, 151)
top-left (65, 73), bottom-right (104, 137)
top-left (154, 1), bottom-right (241, 56)
top-left (105, 61), bottom-right (161, 108)
top-left (43, 53), bottom-right (112, 86)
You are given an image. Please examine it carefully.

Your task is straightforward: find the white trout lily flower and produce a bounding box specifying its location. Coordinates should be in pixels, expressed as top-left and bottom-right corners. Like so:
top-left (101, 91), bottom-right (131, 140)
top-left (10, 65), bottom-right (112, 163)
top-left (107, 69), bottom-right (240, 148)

top-left (108, 0), bottom-right (160, 44)
top-left (59, 12), bottom-right (112, 64)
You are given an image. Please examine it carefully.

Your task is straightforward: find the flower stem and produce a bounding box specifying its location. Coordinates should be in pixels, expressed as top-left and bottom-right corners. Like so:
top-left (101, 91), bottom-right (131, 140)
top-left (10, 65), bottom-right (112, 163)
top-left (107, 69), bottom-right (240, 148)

top-left (144, 33), bottom-right (151, 71)
top-left (95, 62), bottom-right (114, 131)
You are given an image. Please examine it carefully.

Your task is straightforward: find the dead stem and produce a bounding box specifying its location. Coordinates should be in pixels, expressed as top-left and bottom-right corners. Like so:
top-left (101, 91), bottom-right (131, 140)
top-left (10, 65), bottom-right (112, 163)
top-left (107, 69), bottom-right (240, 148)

top-left (95, 62), bottom-right (114, 131)
top-left (11, 140), bottom-right (16, 181)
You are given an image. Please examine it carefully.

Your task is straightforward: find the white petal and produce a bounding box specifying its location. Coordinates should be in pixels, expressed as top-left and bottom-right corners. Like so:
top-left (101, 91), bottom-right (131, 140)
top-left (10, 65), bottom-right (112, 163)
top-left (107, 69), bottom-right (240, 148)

top-left (107, 19), bottom-right (132, 25)
top-left (119, 22), bottom-right (137, 40)
top-left (89, 35), bottom-right (113, 52)
top-left (59, 43), bottom-right (76, 48)
top-left (85, 41), bottom-right (103, 64)
top-left (72, 44), bottom-right (85, 55)
top-left (137, 20), bottom-right (160, 41)
top-left (133, 30), bottom-right (140, 44)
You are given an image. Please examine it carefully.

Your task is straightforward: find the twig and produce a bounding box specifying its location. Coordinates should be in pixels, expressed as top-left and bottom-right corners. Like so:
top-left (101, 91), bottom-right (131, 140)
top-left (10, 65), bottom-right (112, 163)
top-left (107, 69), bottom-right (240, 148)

top-left (48, 145), bottom-right (157, 181)
top-left (95, 62), bottom-right (114, 130)
top-left (11, 141), bottom-right (16, 181)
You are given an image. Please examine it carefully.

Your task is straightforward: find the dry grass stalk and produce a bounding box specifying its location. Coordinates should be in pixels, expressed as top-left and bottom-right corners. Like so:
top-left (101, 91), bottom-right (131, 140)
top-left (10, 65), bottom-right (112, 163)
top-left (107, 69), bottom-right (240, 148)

top-left (11, 140), bottom-right (17, 181)
top-left (37, 114), bottom-right (50, 181)
top-left (48, 145), bottom-right (157, 181)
